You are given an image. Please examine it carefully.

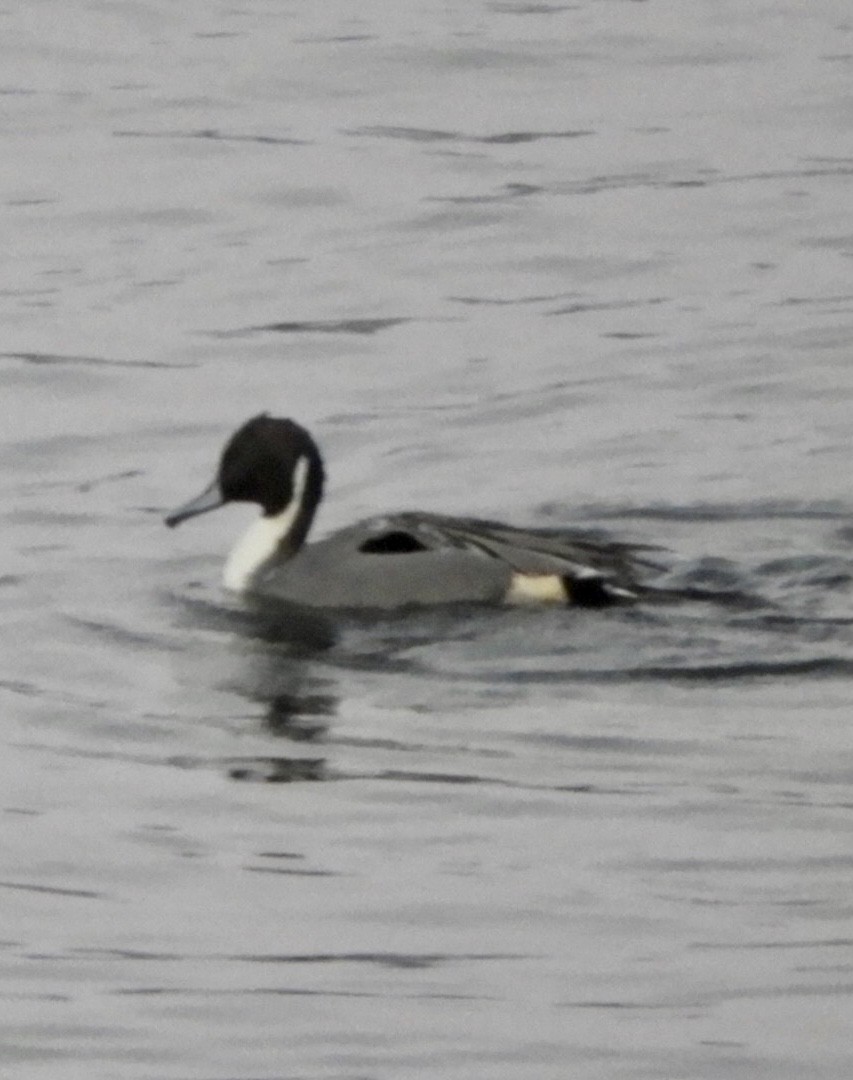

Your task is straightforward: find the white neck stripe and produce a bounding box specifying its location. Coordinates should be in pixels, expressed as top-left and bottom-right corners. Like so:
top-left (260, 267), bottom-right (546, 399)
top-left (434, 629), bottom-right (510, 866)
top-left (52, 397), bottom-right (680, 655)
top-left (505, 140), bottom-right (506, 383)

top-left (223, 455), bottom-right (310, 592)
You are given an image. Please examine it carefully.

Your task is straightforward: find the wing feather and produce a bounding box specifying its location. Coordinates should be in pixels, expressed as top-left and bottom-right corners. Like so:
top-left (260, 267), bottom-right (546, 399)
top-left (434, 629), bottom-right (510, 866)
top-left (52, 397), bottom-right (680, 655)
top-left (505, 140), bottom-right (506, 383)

top-left (386, 512), bottom-right (664, 582)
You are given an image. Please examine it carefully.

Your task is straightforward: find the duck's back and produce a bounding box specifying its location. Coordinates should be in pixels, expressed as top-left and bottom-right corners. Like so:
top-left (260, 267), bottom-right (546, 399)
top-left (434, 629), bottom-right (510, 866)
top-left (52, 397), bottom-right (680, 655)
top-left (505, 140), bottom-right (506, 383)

top-left (251, 512), bottom-right (657, 610)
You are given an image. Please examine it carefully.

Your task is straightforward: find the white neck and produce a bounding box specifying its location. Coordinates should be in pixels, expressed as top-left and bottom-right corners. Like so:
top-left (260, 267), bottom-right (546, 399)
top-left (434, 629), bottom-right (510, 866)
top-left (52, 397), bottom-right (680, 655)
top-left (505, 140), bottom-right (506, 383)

top-left (223, 456), bottom-right (310, 592)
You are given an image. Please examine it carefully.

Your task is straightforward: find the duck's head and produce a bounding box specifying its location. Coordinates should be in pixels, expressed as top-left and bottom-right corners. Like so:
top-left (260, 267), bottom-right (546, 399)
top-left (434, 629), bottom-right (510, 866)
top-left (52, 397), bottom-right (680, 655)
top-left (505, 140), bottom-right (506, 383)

top-left (166, 414), bottom-right (325, 589)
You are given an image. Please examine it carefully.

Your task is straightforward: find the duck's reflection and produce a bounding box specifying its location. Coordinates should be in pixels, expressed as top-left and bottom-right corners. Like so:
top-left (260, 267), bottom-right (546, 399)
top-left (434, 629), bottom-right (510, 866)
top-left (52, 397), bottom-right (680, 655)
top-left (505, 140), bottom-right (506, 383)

top-left (235, 595), bottom-right (340, 754)
top-left (239, 593), bottom-right (339, 653)
top-left (229, 627), bottom-right (336, 782)
top-left (169, 588), bottom-right (338, 653)
top-left (168, 589), bottom-right (340, 780)
top-left (263, 691), bottom-right (336, 741)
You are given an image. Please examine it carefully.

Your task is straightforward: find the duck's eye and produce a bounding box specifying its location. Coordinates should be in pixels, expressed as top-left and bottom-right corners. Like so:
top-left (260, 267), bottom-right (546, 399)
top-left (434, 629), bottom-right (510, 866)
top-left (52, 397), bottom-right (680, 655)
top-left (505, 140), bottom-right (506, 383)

top-left (359, 531), bottom-right (428, 554)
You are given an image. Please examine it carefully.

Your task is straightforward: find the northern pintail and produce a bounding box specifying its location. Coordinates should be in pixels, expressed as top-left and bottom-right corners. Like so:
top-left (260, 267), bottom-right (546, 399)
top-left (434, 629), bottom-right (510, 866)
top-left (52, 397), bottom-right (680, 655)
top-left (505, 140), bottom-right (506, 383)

top-left (165, 414), bottom-right (662, 609)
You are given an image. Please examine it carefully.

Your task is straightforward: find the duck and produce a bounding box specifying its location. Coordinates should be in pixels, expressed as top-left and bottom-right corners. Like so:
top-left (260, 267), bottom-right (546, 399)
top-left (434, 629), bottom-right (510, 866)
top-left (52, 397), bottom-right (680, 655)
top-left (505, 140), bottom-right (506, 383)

top-left (165, 414), bottom-right (663, 609)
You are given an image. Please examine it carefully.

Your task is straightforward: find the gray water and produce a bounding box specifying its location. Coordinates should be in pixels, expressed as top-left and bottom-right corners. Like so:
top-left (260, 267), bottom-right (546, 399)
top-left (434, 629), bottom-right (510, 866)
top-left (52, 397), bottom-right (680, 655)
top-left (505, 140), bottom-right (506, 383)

top-left (2, 2), bottom-right (853, 1077)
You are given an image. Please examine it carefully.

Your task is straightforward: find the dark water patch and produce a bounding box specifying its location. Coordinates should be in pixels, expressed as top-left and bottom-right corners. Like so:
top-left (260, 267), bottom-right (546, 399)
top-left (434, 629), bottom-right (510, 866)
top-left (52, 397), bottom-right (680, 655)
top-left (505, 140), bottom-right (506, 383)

top-left (489, 3), bottom-right (580, 13)
top-left (695, 938), bottom-right (853, 951)
top-left (226, 756), bottom-right (327, 783)
top-left (428, 44), bottom-right (572, 71)
top-left (115, 985), bottom-right (492, 1000)
top-left (113, 128), bottom-right (310, 146)
top-left (347, 125), bottom-right (592, 144)
top-left (37, 947), bottom-right (184, 962)
top-left (376, 769), bottom-right (483, 786)
top-left (754, 554), bottom-right (852, 581)
top-left (330, 734), bottom-right (510, 759)
top-left (0, 351), bottom-right (190, 370)
top-left (349, 125), bottom-right (456, 142)
top-left (480, 130), bottom-right (592, 144)
top-left (225, 758), bottom-right (546, 789)
top-left (1, 993), bottom-right (71, 1003)
top-left (652, 556), bottom-right (760, 596)
top-left (0, 679), bottom-right (40, 697)
top-left (639, 854), bottom-right (853, 873)
top-left (575, 500), bottom-right (853, 523)
top-left (28, 744), bottom-right (173, 771)
top-left (297, 33), bottom-right (376, 43)
top-left (215, 316), bottom-right (410, 337)
top-left (560, 1000), bottom-right (673, 1011)
top-left (779, 292), bottom-right (853, 307)
top-left (78, 206), bottom-right (214, 228)
top-left (16, 741), bottom-right (266, 777)
top-left (69, 946), bottom-right (526, 968)
top-left (602, 331), bottom-right (659, 339)
top-left (711, 982), bottom-right (853, 1001)
top-left (527, 733), bottom-right (699, 756)
top-left (0, 290), bottom-right (59, 309)
top-left (244, 866), bottom-right (341, 877)
top-left (449, 291), bottom-right (578, 305)
top-left (551, 163), bottom-right (853, 197)
top-left (232, 951), bottom-right (525, 970)
top-left (430, 182), bottom-right (543, 203)
top-left (64, 616), bottom-right (170, 651)
top-left (0, 881), bottom-right (103, 900)
top-left (486, 656), bottom-right (853, 684)
top-left (403, 207), bottom-right (508, 231)
top-left (112, 986), bottom-right (384, 999)
top-left (219, 752), bottom-right (625, 795)
top-left (547, 296), bottom-right (668, 316)
top-left (317, 620), bottom-right (853, 687)
top-left (76, 468), bottom-right (144, 493)
top-left (554, 170), bottom-right (667, 195)
top-left (799, 234), bottom-right (853, 253)
top-left (371, 770), bottom-right (604, 796)
top-left (736, 613), bottom-right (853, 635)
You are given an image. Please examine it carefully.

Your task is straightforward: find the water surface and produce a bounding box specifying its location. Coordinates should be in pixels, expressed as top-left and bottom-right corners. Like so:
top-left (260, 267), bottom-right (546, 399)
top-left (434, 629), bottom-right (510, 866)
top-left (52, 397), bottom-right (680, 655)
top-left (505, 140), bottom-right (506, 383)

top-left (2, 1), bottom-right (852, 1077)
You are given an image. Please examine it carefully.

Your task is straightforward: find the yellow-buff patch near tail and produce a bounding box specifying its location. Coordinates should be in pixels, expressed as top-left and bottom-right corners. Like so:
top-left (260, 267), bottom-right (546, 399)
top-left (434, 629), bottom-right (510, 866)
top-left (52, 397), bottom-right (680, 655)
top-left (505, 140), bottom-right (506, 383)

top-left (505, 572), bottom-right (569, 605)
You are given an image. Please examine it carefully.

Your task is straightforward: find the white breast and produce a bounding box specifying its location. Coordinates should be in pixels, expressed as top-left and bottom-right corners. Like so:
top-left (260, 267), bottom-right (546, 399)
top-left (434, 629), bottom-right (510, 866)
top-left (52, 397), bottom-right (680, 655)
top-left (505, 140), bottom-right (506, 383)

top-left (223, 456), bottom-right (309, 592)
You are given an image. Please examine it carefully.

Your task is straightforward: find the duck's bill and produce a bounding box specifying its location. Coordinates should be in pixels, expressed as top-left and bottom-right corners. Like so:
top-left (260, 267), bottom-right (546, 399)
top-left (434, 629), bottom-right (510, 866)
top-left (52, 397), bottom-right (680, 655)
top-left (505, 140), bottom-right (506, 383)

top-left (165, 479), bottom-right (224, 528)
